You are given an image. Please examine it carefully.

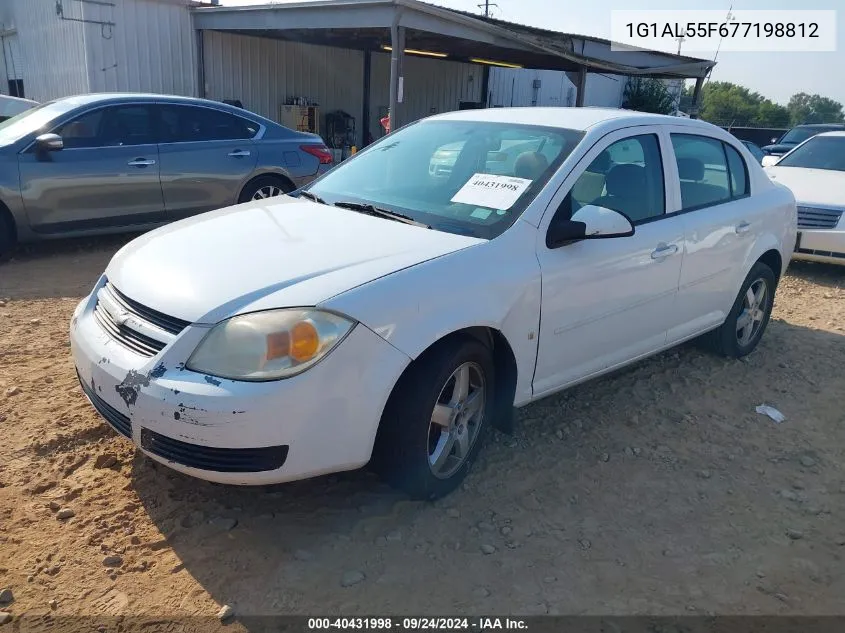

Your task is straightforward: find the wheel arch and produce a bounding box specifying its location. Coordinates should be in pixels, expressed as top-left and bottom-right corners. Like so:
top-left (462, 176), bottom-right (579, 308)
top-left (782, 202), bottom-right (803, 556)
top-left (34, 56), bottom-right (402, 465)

top-left (383, 326), bottom-right (519, 435)
top-left (238, 170), bottom-right (297, 201)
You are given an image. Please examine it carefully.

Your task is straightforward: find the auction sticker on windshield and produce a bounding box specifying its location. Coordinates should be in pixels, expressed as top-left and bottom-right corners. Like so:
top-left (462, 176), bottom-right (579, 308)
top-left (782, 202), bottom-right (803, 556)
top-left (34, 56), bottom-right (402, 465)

top-left (451, 173), bottom-right (532, 210)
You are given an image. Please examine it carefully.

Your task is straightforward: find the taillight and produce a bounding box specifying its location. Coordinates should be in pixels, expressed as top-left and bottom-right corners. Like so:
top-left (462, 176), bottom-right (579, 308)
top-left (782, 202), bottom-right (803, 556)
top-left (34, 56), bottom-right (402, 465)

top-left (300, 144), bottom-right (333, 165)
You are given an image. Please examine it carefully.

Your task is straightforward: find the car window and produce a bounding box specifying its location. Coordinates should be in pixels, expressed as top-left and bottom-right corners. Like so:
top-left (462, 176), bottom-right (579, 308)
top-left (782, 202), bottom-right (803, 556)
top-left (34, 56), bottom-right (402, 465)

top-left (671, 134), bottom-right (732, 210)
top-left (55, 105), bottom-right (154, 149)
top-left (307, 120), bottom-right (585, 240)
top-left (725, 144), bottom-right (749, 197)
top-left (565, 134), bottom-right (665, 224)
top-left (158, 105), bottom-right (258, 143)
top-left (776, 136), bottom-right (845, 172)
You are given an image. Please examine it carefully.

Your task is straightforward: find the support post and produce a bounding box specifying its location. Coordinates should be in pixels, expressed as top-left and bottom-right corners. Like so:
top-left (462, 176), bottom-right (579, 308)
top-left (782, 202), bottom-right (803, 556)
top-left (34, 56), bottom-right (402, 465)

top-left (388, 15), bottom-right (404, 133)
top-left (196, 29), bottom-right (206, 99)
top-left (362, 49), bottom-right (371, 145)
top-left (480, 65), bottom-right (490, 108)
top-left (575, 66), bottom-right (587, 107)
top-left (690, 76), bottom-right (705, 119)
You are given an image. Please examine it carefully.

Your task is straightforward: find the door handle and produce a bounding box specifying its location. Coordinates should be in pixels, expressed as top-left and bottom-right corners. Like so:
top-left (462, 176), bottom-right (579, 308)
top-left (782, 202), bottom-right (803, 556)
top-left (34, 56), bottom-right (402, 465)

top-left (735, 221), bottom-right (751, 234)
top-left (650, 243), bottom-right (679, 260)
top-left (228, 150), bottom-right (251, 158)
top-left (127, 158), bottom-right (156, 167)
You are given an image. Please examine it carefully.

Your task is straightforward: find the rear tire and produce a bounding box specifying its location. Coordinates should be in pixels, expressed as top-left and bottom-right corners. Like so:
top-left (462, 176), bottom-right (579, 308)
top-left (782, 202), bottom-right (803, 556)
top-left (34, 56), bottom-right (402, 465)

top-left (238, 175), bottom-right (294, 204)
top-left (371, 337), bottom-right (495, 500)
top-left (702, 261), bottom-right (776, 358)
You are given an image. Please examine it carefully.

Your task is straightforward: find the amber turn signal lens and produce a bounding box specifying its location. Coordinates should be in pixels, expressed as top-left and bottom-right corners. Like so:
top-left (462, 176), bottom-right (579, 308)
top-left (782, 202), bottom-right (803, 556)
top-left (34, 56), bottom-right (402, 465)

top-left (290, 321), bottom-right (320, 362)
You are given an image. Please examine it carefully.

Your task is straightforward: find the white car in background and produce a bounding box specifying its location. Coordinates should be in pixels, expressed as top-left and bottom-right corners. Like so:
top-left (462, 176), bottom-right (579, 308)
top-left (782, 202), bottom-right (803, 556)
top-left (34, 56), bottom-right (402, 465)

top-left (0, 94), bottom-right (37, 122)
top-left (70, 108), bottom-right (796, 500)
top-left (765, 131), bottom-right (845, 266)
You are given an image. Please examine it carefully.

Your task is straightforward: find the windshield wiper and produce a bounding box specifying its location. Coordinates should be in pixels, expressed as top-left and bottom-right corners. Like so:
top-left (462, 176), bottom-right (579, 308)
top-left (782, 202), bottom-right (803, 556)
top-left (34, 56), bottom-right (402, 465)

top-left (298, 190), bottom-right (326, 204)
top-left (333, 201), bottom-right (430, 228)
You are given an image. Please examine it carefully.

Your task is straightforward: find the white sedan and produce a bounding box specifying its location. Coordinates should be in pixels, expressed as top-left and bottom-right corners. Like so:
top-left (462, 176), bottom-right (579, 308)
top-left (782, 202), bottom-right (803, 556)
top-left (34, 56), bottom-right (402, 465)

top-left (70, 108), bottom-right (796, 499)
top-left (764, 131), bottom-right (845, 266)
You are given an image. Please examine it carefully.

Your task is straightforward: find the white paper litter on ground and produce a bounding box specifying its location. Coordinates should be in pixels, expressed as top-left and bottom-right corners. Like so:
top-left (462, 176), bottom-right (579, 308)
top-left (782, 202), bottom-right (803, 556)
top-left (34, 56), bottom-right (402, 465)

top-left (756, 404), bottom-right (785, 423)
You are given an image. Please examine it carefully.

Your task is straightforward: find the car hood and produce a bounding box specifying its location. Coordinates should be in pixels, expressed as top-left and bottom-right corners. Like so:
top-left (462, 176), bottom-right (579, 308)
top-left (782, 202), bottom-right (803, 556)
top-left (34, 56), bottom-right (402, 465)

top-left (762, 143), bottom-right (796, 155)
top-left (105, 196), bottom-right (483, 324)
top-left (765, 166), bottom-right (845, 207)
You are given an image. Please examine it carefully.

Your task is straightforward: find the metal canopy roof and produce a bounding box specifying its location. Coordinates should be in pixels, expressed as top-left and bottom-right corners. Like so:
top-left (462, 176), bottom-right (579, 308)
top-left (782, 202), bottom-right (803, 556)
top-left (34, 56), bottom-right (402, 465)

top-left (192, 0), bottom-right (716, 79)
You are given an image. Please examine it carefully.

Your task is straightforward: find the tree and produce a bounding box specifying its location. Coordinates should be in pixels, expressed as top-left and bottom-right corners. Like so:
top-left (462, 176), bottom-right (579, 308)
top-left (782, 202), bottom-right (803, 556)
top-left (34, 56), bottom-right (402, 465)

top-left (787, 92), bottom-right (844, 125)
top-left (622, 78), bottom-right (675, 115)
top-left (684, 81), bottom-right (793, 128)
top-left (754, 100), bottom-right (790, 128)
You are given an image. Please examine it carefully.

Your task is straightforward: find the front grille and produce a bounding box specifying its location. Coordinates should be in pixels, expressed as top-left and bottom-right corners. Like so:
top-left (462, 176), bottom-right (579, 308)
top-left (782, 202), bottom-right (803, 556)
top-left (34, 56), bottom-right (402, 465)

top-left (140, 428), bottom-right (289, 473)
top-left (106, 284), bottom-right (190, 335)
top-left (93, 283), bottom-right (190, 357)
top-left (93, 303), bottom-right (166, 357)
top-left (795, 247), bottom-right (845, 259)
top-left (797, 206), bottom-right (843, 229)
top-left (78, 371), bottom-right (132, 438)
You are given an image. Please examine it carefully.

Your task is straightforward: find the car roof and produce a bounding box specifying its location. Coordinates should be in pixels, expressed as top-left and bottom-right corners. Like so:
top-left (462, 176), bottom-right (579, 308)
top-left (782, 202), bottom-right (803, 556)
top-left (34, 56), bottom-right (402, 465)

top-left (427, 107), bottom-right (723, 133)
top-left (793, 123), bottom-right (845, 129)
top-left (49, 92), bottom-right (278, 126)
top-left (816, 131), bottom-right (845, 137)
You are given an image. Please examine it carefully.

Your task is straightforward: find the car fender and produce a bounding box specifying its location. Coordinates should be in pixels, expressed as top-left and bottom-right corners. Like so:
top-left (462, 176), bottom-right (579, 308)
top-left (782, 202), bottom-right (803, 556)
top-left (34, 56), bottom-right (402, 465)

top-left (321, 220), bottom-right (542, 407)
top-left (732, 183), bottom-right (796, 307)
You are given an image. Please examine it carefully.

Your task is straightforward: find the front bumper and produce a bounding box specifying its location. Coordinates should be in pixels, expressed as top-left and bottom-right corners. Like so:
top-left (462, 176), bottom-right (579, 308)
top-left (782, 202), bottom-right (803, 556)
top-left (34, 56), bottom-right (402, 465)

top-left (69, 279), bottom-right (411, 485)
top-left (792, 228), bottom-right (845, 266)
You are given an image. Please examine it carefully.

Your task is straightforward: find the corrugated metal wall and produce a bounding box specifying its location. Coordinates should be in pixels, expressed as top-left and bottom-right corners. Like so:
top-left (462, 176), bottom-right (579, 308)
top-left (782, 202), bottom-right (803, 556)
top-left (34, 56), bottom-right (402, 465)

top-left (12, 0), bottom-right (89, 102)
top-left (583, 73), bottom-right (626, 107)
top-left (82, 0), bottom-right (197, 96)
top-left (368, 52), bottom-right (482, 138)
top-left (202, 31), bottom-right (365, 143)
top-left (488, 68), bottom-right (576, 108)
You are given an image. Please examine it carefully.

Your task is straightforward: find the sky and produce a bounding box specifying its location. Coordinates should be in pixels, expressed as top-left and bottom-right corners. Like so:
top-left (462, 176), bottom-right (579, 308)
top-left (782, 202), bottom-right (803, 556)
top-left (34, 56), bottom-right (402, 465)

top-left (219, 0), bottom-right (845, 106)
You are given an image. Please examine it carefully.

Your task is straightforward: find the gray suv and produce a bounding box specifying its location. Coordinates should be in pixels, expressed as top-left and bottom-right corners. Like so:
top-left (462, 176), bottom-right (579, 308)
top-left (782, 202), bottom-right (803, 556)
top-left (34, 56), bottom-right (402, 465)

top-left (0, 93), bottom-right (333, 259)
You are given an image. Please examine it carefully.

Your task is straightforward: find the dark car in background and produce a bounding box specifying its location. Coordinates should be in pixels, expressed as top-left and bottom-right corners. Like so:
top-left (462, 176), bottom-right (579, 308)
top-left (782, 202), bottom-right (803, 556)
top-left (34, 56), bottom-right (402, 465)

top-left (762, 123), bottom-right (845, 157)
top-left (0, 93), bottom-right (333, 259)
top-left (740, 140), bottom-right (765, 164)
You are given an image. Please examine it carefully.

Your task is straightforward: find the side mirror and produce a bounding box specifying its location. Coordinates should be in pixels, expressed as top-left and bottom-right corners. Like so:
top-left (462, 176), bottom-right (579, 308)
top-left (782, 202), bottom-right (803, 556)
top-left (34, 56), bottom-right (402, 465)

top-left (761, 155), bottom-right (779, 168)
top-left (546, 204), bottom-right (634, 249)
top-left (35, 133), bottom-right (63, 153)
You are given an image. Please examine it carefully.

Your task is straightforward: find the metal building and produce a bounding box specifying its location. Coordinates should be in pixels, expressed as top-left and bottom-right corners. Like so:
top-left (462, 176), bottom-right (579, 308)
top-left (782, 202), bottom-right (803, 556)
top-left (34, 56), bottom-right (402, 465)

top-left (0, 0), bottom-right (716, 150)
top-left (0, 0), bottom-right (196, 102)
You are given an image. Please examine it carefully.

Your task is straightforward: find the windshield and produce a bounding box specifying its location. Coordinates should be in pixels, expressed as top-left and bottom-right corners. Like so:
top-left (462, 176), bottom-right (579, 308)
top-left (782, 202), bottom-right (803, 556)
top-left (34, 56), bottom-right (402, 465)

top-left (780, 127), bottom-right (838, 145)
top-left (776, 136), bottom-right (845, 171)
top-left (305, 119), bottom-right (584, 239)
top-left (0, 99), bottom-right (79, 146)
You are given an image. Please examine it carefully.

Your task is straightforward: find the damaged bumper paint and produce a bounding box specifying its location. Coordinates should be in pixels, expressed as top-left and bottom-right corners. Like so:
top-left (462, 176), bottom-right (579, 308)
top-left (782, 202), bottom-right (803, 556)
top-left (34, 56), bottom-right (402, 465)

top-left (69, 279), bottom-right (411, 486)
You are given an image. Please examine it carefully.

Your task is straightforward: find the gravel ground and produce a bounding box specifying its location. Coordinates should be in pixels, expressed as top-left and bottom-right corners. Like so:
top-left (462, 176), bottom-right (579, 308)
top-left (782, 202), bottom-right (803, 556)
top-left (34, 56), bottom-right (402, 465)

top-left (1, 236), bottom-right (844, 628)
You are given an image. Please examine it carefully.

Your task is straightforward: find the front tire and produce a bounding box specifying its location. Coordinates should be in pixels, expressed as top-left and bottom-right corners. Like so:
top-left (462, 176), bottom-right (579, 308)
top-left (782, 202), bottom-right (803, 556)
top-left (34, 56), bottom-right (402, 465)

top-left (0, 211), bottom-right (15, 263)
top-left (703, 261), bottom-right (776, 358)
top-left (372, 337), bottom-right (495, 500)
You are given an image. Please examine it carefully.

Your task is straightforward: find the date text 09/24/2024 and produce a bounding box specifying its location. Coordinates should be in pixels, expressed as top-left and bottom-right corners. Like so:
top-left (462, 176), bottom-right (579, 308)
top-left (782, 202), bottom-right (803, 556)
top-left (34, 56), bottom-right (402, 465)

top-left (307, 618), bottom-right (528, 630)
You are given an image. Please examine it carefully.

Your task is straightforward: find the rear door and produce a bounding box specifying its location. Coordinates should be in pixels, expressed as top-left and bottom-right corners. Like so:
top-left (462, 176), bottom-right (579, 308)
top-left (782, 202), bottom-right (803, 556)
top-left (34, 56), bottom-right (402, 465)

top-left (155, 104), bottom-right (259, 220)
top-left (18, 103), bottom-right (164, 232)
top-left (665, 130), bottom-right (756, 342)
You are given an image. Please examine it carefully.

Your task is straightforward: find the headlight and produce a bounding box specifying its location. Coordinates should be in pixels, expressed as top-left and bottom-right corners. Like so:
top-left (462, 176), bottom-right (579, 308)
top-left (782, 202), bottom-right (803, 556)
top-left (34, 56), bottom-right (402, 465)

top-left (186, 309), bottom-right (354, 381)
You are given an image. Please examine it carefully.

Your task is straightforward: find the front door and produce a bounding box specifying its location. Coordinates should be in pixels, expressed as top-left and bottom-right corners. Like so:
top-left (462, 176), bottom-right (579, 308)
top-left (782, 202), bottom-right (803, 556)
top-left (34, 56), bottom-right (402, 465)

top-left (533, 128), bottom-right (685, 396)
top-left (155, 104), bottom-right (259, 220)
top-left (19, 104), bottom-right (164, 233)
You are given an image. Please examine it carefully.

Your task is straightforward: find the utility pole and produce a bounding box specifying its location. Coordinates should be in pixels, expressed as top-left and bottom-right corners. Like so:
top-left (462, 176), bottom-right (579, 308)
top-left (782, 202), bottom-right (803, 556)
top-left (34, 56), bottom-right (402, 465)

top-left (478, 0), bottom-right (498, 17)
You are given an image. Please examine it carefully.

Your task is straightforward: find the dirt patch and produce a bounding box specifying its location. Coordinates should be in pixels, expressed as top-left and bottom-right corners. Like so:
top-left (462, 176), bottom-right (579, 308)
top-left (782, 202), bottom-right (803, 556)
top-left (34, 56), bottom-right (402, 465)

top-left (1, 237), bottom-right (845, 625)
